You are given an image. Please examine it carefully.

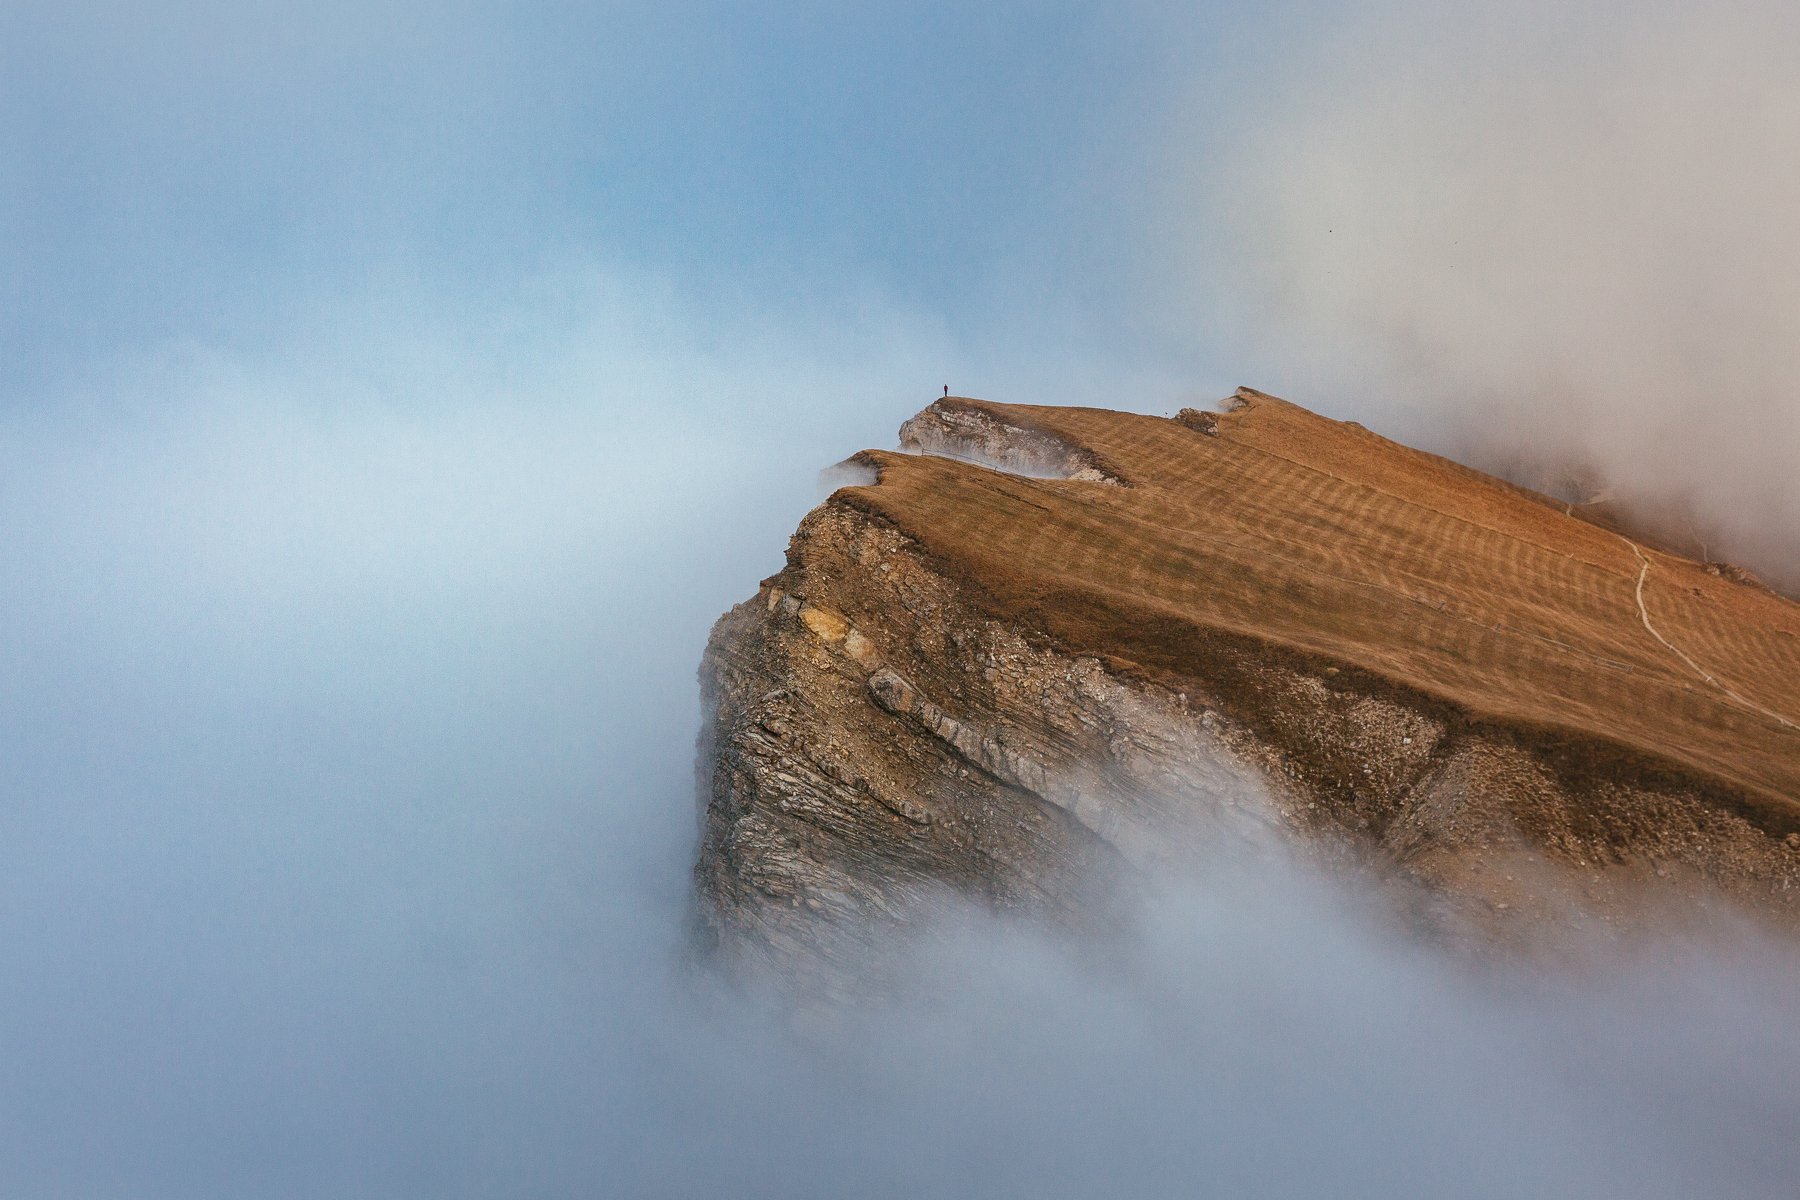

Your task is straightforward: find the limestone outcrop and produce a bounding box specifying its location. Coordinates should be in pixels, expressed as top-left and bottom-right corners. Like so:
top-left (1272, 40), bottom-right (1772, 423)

top-left (695, 392), bottom-right (1800, 985)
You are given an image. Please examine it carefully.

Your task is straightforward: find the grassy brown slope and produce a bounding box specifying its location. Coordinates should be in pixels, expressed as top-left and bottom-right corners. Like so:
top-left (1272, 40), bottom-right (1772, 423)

top-left (837, 391), bottom-right (1800, 813)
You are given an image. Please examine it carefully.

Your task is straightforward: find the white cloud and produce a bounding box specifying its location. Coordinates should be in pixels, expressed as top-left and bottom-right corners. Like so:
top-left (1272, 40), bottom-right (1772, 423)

top-left (1164, 0), bottom-right (1800, 583)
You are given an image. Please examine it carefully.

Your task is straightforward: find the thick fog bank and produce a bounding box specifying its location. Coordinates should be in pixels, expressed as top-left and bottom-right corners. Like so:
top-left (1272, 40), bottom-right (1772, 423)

top-left (5, 318), bottom-right (1800, 1197)
top-left (1167, 0), bottom-right (1800, 586)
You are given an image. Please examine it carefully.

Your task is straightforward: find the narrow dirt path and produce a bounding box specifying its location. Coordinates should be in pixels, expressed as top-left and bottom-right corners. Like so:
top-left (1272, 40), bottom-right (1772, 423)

top-left (1620, 535), bottom-right (1800, 732)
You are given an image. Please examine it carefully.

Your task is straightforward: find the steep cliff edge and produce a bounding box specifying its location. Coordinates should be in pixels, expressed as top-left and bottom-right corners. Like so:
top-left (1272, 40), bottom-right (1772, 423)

top-left (696, 390), bottom-right (1800, 983)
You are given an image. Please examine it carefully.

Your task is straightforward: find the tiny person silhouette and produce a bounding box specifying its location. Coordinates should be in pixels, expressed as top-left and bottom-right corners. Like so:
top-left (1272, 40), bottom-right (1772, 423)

top-left (943, 385), bottom-right (949, 397)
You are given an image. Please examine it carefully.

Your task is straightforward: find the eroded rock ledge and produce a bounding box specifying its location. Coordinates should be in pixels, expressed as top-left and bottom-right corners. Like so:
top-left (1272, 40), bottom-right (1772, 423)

top-left (898, 397), bottom-right (1122, 483)
top-left (695, 394), bottom-right (1800, 987)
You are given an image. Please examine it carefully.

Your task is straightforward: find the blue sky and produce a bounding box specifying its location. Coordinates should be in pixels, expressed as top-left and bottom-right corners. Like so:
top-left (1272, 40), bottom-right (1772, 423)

top-left (0, 1), bottom-right (1259, 401)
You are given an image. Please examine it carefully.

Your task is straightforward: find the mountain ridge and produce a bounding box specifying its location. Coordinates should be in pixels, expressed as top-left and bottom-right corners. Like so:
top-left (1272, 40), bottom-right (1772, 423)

top-left (842, 389), bottom-right (1800, 811)
top-left (695, 389), bottom-right (1800, 986)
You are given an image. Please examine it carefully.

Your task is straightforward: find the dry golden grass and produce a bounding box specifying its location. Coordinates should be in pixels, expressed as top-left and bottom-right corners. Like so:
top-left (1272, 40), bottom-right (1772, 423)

top-left (845, 391), bottom-right (1800, 812)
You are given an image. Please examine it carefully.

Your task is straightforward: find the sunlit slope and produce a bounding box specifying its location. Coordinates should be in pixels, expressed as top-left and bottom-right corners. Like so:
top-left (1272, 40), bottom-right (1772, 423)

top-left (844, 391), bottom-right (1800, 810)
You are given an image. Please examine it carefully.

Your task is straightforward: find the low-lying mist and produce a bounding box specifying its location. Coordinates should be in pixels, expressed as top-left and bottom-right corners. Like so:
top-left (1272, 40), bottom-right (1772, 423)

top-left (5, 287), bottom-right (1799, 1197)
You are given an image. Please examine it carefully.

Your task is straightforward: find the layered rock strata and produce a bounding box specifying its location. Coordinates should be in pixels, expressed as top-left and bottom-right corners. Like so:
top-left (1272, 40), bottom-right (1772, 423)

top-left (696, 392), bottom-right (1800, 982)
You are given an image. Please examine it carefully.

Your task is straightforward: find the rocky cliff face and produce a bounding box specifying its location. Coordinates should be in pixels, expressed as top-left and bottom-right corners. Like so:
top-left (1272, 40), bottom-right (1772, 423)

top-left (696, 392), bottom-right (1800, 987)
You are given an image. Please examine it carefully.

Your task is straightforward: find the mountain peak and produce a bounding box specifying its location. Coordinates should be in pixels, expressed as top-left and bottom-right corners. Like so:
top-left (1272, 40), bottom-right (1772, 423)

top-left (696, 390), bottom-right (1800, 987)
